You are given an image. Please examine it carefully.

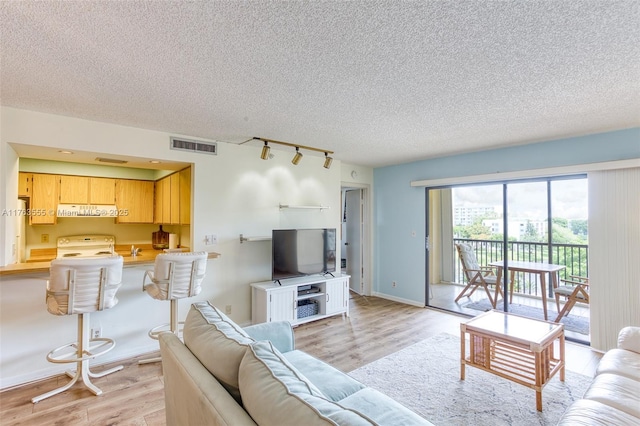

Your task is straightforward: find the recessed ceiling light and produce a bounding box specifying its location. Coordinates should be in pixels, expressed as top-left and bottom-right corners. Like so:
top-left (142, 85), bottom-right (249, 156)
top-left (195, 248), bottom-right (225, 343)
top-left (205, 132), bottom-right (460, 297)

top-left (58, 150), bottom-right (73, 154)
top-left (149, 160), bottom-right (161, 164)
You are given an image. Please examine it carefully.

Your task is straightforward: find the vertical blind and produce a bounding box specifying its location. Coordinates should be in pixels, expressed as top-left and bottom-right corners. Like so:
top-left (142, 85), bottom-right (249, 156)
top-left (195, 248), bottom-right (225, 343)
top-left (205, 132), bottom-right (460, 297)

top-left (588, 167), bottom-right (640, 351)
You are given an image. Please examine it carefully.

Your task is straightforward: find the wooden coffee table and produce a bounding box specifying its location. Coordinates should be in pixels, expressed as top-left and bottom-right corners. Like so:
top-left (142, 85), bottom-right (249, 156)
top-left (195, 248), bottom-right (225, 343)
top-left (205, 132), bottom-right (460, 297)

top-left (460, 310), bottom-right (565, 411)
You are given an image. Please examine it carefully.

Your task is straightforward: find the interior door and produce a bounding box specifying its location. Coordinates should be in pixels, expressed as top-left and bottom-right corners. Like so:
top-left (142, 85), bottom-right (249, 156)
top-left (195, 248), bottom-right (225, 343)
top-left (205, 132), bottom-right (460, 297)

top-left (346, 190), bottom-right (363, 294)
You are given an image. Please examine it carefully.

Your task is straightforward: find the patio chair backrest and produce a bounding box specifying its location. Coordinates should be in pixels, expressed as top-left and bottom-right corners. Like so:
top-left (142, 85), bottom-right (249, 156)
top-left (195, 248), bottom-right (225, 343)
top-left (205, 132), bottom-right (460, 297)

top-left (456, 243), bottom-right (481, 279)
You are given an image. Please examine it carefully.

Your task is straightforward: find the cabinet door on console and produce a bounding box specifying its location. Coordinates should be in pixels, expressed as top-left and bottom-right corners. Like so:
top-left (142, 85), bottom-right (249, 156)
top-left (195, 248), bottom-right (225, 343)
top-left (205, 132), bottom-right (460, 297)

top-left (326, 278), bottom-right (349, 315)
top-left (268, 288), bottom-right (296, 323)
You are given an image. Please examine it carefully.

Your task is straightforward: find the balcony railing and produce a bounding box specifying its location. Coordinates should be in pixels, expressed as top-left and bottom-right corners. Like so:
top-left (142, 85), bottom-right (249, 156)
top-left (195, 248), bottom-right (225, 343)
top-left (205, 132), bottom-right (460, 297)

top-left (453, 238), bottom-right (589, 298)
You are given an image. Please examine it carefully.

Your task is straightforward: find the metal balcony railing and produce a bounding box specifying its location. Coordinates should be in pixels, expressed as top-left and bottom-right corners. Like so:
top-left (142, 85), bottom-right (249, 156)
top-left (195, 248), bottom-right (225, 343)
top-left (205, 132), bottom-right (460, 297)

top-left (453, 238), bottom-right (589, 298)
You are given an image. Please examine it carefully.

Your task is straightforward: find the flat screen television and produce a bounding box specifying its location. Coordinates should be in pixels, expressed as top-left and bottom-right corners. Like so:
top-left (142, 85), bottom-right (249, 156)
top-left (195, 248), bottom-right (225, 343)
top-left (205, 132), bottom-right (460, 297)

top-left (272, 228), bottom-right (337, 282)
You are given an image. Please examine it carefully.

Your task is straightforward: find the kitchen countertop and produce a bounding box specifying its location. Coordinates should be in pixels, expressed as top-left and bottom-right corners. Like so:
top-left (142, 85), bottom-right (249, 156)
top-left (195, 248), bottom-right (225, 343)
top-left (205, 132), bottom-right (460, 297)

top-left (0, 247), bottom-right (220, 276)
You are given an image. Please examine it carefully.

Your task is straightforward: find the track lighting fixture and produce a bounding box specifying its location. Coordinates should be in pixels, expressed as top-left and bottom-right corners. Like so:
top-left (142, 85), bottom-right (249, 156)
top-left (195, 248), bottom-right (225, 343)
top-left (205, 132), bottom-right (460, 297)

top-left (323, 152), bottom-right (333, 169)
top-left (260, 141), bottom-right (270, 160)
top-left (292, 147), bottom-right (303, 165)
top-left (249, 137), bottom-right (334, 169)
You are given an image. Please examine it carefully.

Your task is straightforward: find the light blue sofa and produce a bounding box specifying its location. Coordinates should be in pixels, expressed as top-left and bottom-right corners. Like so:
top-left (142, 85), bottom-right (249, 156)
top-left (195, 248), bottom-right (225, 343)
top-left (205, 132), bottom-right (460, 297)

top-left (159, 301), bottom-right (432, 426)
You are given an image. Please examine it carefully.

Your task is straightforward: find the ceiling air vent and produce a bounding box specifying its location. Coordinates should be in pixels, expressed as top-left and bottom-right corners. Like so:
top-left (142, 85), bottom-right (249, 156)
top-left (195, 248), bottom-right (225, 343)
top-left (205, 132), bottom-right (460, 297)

top-left (170, 137), bottom-right (217, 155)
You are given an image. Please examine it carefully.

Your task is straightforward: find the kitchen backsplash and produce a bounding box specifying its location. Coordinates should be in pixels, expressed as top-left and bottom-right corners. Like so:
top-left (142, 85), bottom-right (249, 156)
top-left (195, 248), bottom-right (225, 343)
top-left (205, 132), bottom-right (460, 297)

top-left (23, 217), bottom-right (189, 259)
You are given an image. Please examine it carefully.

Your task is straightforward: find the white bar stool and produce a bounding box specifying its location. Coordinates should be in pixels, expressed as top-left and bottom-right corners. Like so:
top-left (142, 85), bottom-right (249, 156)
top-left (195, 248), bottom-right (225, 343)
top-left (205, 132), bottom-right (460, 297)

top-left (138, 252), bottom-right (208, 364)
top-left (32, 255), bottom-right (124, 404)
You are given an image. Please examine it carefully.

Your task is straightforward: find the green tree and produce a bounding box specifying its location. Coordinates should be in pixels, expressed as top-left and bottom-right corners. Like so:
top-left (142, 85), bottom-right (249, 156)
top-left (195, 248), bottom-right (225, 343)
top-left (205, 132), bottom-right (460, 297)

top-left (570, 219), bottom-right (588, 237)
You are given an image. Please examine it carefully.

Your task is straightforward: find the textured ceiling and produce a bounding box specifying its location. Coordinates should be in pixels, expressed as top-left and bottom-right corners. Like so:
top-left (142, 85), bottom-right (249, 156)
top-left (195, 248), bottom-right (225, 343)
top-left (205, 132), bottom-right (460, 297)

top-left (1, 1), bottom-right (638, 167)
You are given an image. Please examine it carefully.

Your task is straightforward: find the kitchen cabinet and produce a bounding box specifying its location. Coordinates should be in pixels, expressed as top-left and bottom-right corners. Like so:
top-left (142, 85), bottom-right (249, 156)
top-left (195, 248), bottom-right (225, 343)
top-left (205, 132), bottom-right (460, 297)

top-left (30, 174), bottom-right (58, 225)
top-left (115, 179), bottom-right (154, 223)
top-left (155, 170), bottom-right (185, 225)
top-left (89, 177), bottom-right (116, 204)
top-left (18, 172), bottom-right (32, 198)
top-left (59, 175), bottom-right (89, 204)
top-left (154, 176), bottom-right (170, 224)
top-left (58, 176), bottom-right (116, 204)
top-left (170, 173), bottom-right (180, 224)
top-left (250, 274), bottom-right (350, 325)
top-left (179, 167), bottom-right (191, 225)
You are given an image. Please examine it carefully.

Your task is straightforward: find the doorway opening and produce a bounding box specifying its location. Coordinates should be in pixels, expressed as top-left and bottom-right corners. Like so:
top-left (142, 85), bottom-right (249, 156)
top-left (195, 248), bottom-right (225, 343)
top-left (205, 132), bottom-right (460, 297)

top-left (341, 185), bottom-right (371, 297)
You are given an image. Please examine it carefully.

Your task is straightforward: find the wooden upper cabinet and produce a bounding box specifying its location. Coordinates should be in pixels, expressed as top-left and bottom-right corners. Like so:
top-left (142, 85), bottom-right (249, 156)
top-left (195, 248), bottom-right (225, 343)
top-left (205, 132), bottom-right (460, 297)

top-left (18, 172), bottom-right (32, 198)
top-left (179, 167), bottom-right (191, 225)
top-left (115, 179), bottom-right (154, 223)
top-left (154, 177), bottom-right (165, 224)
top-left (89, 177), bottom-right (116, 204)
top-left (59, 175), bottom-right (89, 204)
top-left (30, 174), bottom-right (58, 225)
top-left (169, 173), bottom-right (180, 225)
top-left (154, 171), bottom-right (187, 225)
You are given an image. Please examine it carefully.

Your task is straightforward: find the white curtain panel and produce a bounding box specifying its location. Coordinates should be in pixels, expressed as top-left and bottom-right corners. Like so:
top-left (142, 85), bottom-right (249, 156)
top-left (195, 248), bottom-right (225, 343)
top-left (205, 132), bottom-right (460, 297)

top-left (588, 167), bottom-right (640, 351)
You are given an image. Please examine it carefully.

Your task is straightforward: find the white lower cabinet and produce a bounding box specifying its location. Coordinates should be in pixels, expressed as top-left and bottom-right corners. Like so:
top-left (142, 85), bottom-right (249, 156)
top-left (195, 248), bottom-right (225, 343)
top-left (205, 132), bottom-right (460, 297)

top-left (251, 274), bottom-right (350, 325)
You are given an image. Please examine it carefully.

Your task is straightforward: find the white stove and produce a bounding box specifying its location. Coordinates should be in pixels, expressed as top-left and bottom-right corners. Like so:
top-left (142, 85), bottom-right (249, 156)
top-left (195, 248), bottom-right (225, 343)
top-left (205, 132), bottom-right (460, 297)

top-left (56, 235), bottom-right (116, 259)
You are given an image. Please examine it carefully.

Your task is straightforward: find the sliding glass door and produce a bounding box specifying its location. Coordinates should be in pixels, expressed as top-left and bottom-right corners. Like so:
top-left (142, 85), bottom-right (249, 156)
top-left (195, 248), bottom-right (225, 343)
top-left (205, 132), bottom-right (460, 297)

top-left (426, 175), bottom-right (589, 343)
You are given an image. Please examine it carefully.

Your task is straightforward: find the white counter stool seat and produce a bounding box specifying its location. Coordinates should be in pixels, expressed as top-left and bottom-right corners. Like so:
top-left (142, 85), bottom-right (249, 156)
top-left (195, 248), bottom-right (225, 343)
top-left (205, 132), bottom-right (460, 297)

top-left (139, 251), bottom-right (207, 364)
top-left (32, 255), bottom-right (124, 404)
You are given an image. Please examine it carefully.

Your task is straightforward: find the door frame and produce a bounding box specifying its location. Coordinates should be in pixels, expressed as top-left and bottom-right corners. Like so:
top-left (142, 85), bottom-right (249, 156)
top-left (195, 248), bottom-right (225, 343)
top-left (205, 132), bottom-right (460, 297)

top-left (340, 183), bottom-right (371, 296)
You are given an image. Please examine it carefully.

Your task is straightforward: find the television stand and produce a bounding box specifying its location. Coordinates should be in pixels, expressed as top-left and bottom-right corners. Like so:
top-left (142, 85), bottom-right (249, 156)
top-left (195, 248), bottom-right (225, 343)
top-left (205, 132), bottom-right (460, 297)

top-left (251, 274), bottom-right (350, 325)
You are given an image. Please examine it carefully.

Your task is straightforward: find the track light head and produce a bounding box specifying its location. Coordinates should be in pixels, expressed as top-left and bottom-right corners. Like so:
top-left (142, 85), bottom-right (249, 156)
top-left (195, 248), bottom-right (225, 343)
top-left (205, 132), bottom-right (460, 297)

top-left (260, 141), bottom-right (270, 160)
top-left (323, 152), bottom-right (333, 169)
top-left (292, 147), bottom-right (303, 165)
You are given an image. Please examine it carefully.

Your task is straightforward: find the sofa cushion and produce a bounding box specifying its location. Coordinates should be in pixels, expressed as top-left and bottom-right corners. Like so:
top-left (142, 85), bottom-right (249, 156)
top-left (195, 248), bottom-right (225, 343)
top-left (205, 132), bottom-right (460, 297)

top-left (183, 302), bottom-right (255, 402)
top-left (582, 373), bottom-right (640, 418)
top-left (239, 340), bottom-right (376, 426)
top-left (284, 349), bottom-right (366, 401)
top-left (557, 399), bottom-right (639, 425)
top-left (339, 387), bottom-right (433, 426)
top-left (595, 348), bottom-right (640, 381)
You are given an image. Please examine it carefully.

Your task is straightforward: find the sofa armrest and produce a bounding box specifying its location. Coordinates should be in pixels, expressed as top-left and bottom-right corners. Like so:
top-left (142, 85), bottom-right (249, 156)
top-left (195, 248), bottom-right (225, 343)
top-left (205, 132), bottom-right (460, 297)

top-left (159, 332), bottom-right (257, 426)
top-left (244, 321), bottom-right (295, 353)
top-left (617, 326), bottom-right (640, 354)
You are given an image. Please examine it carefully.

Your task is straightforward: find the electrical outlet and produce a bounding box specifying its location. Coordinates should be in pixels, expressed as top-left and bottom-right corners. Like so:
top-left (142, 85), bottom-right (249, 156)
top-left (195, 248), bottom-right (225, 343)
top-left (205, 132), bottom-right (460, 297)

top-left (41, 234), bottom-right (49, 243)
top-left (225, 305), bottom-right (232, 314)
top-left (91, 327), bottom-right (102, 339)
top-left (392, 281), bottom-right (397, 288)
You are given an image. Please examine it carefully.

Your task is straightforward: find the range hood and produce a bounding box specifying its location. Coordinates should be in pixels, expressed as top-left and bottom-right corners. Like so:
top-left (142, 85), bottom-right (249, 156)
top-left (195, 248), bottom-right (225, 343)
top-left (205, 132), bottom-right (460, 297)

top-left (56, 204), bottom-right (119, 217)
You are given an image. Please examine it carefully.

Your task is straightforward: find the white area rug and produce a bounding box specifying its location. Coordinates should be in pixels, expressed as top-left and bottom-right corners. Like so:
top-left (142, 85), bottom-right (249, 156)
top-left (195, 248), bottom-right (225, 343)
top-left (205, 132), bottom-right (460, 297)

top-left (349, 333), bottom-right (591, 425)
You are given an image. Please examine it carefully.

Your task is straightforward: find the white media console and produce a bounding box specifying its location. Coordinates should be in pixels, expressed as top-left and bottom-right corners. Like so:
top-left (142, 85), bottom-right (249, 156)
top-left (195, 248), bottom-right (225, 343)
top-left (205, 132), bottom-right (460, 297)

top-left (250, 273), bottom-right (350, 325)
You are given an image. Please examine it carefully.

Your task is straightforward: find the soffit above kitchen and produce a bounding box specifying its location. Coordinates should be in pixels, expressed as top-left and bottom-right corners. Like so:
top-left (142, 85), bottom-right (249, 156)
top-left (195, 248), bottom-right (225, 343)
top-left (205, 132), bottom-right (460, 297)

top-left (1, 1), bottom-right (638, 168)
top-left (11, 143), bottom-right (190, 172)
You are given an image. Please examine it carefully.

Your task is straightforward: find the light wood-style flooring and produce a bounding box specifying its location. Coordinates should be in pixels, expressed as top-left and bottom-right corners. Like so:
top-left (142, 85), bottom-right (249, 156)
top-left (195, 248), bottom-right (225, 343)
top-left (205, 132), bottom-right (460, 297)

top-left (0, 295), bottom-right (601, 425)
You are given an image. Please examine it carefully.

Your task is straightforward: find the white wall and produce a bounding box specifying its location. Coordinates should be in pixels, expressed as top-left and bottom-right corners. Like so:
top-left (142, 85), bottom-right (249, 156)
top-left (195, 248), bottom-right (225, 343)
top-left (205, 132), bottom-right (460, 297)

top-left (0, 107), bottom-right (359, 389)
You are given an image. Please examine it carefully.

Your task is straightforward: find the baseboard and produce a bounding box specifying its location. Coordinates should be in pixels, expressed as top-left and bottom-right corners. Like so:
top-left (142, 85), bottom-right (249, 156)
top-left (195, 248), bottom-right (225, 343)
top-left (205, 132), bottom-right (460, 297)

top-left (0, 343), bottom-right (159, 391)
top-left (371, 292), bottom-right (425, 308)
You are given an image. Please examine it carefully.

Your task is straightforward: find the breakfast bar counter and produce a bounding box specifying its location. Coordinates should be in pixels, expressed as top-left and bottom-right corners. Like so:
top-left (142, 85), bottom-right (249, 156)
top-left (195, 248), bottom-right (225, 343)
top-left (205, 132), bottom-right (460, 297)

top-left (0, 247), bottom-right (220, 276)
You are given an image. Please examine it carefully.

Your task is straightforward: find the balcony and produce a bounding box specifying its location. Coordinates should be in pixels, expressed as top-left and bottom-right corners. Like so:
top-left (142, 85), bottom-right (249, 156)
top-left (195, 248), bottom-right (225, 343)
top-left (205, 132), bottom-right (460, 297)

top-left (453, 238), bottom-right (589, 297)
top-left (431, 238), bottom-right (590, 342)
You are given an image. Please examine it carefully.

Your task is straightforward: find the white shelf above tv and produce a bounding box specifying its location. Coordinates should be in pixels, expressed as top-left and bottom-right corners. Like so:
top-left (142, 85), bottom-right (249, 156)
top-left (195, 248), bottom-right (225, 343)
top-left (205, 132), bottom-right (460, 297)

top-left (279, 204), bottom-right (329, 210)
top-left (239, 234), bottom-right (272, 244)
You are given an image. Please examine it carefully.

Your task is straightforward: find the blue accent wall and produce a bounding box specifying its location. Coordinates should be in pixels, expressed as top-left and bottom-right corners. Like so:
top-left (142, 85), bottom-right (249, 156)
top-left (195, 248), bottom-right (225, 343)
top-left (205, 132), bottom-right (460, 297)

top-left (373, 128), bottom-right (640, 304)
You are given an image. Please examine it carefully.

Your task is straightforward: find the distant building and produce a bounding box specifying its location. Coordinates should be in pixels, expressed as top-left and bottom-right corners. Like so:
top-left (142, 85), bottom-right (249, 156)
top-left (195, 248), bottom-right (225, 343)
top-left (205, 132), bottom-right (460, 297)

top-left (482, 218), bottom-right (548, 240)
top-left (454, 206), bottom-right (496, 226)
